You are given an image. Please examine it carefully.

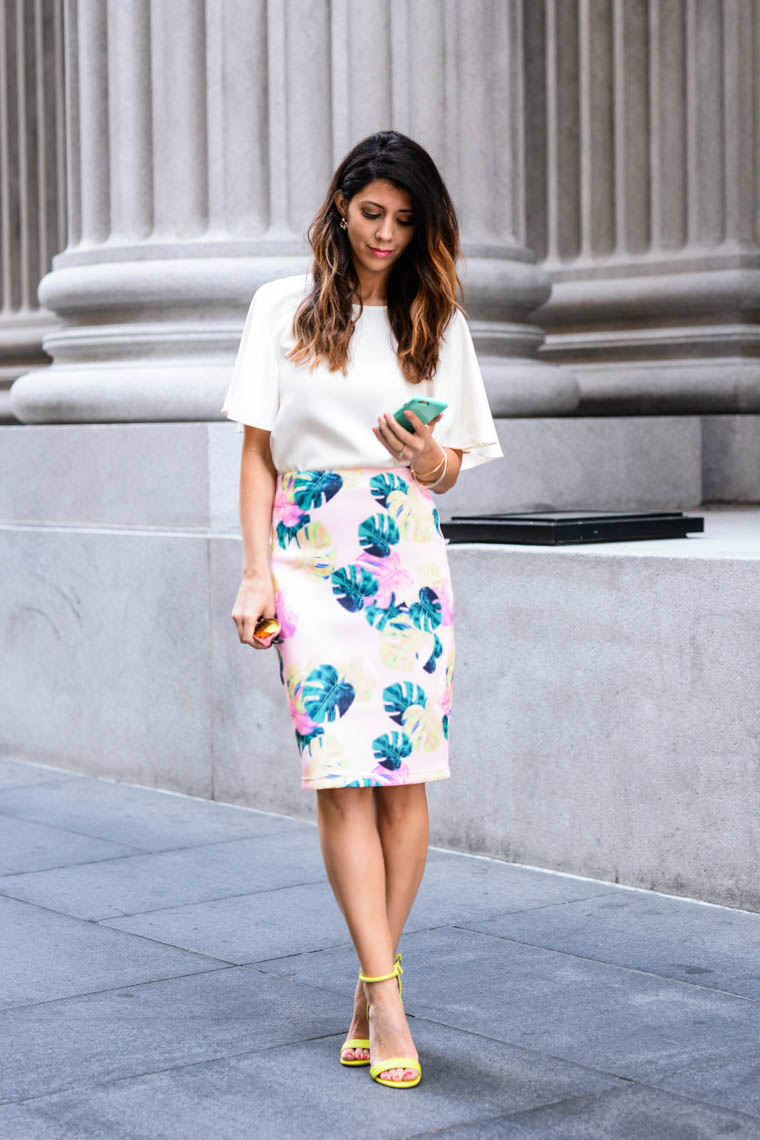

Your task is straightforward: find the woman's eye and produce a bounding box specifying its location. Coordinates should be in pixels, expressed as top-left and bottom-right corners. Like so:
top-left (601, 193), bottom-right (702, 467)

top-left (361, 210), bottom-right (414, 227)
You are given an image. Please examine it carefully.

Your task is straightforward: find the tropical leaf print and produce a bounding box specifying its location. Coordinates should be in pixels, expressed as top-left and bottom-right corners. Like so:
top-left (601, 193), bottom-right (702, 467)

top-left (276, 513), bottom-right (311, 549)
top-left (292, 471), bottom-right (343, 510)
top-left (409, 586), bottom-right (442, 631)
top-left (301, 664), bottom-right (356, 723)
top-left (402, 702), bottom-right (442, 752)
top-left (295, 725), bottom-right (324, 754)
top-left (369, 472), bottom-right (409, 507)
top-left (358, 513), bottom-right (400, 557)
top-left (371, 761), bottom-right (411, 785)
top-left (357, 549), bottom-right (415, 607)
top-left (372, 731), bottom-right (413, 770)
top-left (331, 565), bottom-right (379, 612)
top-left (364, 594), bottom-right (408, 631)
top-left (274, 481), bottom-right (307, 527)
top-left (432, 505), bottom-right (442, 536)
top-left (416, 563), bottom-right (454, 625)
top-left (379, 617), bottom-right (436, 671)
top-left (387, 485), bottom-right (434, 542)
top-left (422, 632), bottom-right (443, 674)
top-left (306, 733), bottom-right (347, 770)
top-left (292, 521), bottom-right (337, 577)
top-left (442, 714), bottom-right (449, 739)
top-left (273, 588), bottom-right (297, 639)
top-left (343, 777), bottom-right (377, 787)
top-left (333, 657), bottom-right (376, 701)
top-left (383, 681), bottom-right (427, 725)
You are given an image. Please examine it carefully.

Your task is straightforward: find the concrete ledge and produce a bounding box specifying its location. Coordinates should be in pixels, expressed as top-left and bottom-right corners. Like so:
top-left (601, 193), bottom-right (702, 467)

top-left (0, 417), bottom-right (703, 534)
top-left (2, 508), bottom-right (758, 911)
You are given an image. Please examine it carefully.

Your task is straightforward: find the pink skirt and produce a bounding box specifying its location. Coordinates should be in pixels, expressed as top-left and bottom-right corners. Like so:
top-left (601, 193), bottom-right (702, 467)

top-left (269, 465), bottom-right (455, 790)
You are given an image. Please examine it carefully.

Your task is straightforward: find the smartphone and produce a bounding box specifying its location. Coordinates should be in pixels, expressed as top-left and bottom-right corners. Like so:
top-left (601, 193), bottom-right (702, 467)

top-left (393, 397), bottom-right (448, 432)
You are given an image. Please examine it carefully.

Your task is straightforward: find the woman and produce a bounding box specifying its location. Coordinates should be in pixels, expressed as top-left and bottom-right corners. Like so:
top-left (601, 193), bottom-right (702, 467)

top-left (221, 131), bottom-right (503, 1089)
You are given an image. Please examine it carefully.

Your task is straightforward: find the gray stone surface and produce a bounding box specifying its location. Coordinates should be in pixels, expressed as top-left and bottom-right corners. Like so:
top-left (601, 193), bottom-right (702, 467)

top-left (702, 415), bottom-right (760, 504)
top-left (1, 757), bottom-right (759, 1138)
top-left (466, 891), bottom-right (760, 1000)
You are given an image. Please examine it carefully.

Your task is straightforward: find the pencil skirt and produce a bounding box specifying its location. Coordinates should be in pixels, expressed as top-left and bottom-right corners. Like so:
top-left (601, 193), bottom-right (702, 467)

top-left (269, 465), bottom-right (455, 790)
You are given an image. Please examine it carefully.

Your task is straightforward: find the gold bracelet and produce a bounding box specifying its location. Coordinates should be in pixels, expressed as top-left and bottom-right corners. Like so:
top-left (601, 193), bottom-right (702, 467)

top-left (413, 445), bottom-right (446, 485)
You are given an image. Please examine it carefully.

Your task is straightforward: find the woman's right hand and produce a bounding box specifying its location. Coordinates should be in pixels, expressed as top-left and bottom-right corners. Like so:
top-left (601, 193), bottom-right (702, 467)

top-left (232, 572), bottom-right (277, 650)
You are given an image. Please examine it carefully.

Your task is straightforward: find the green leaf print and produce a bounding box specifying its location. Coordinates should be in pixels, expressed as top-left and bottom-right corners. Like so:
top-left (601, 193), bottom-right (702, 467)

top-left (331, 565), bottom-right (379, 612)
top-left (295, 725), bottom-right (324, 753)
top-left (422, 633), bottom-right (443, 674)
top-left (276, 513), bottom-right (311, 549)
top-left (442, 713), bottom-right (449, 739)
top-left (369, 472), bottom-right (409, 508)
top-left (383, 681), bottom-right (427, 725)
top-left (302, 664), bottom-right (356, 723)
top-left (358, 513), bottom-right (400, 558)
top-left (432, 505), bottom-right (442, 536)
top-left (292, 471), bottom-right (343, 510)
top-left (364, 593), bottom-right (407, 630)
top-left (372, 731), bottom-right (413, 770)
top-left (409, 586), bottom-right (442, 631)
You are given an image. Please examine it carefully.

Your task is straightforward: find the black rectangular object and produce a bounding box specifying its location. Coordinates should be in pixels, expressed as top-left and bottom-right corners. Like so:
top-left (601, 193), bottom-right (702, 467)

top-left (441, 510), bottom-right (705, 545)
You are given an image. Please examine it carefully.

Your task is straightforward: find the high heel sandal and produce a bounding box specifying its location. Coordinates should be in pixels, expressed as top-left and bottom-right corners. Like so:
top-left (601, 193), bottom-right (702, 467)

top-left (339, 952), bottom-right (402, 1067)
top-left (358, 954), bottom-right (421, 1088)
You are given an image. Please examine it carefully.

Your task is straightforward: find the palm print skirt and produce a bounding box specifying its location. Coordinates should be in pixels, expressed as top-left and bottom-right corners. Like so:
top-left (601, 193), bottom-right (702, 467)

top-left (269, 465), bottom-right (455, 789)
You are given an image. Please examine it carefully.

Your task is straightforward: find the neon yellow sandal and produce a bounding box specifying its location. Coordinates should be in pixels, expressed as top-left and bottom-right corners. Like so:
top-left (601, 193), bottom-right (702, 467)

top-left (359, 955), bottom-right (421, 1088)
top-left (339, 953), bottom-right (402, 1066)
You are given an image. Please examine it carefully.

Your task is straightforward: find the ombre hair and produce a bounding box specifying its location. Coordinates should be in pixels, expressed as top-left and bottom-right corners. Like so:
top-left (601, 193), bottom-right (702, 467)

top-left (287, 130), bottom-right (464, 385)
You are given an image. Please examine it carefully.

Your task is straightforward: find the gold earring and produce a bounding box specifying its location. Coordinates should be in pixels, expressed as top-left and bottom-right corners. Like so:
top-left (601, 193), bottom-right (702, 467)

top-left (340, 217), bottom-right (348, 230)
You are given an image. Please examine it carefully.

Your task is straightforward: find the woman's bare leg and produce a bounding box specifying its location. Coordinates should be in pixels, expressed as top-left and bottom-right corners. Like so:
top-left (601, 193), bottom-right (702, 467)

top-left (317, 785), bottom-right (422, 1081)
top-left (317, 783), bottom-right (430, 1081)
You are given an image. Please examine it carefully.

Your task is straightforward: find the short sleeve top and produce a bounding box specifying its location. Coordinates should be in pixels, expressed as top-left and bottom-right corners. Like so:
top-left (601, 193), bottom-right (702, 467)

top-left (220, 273), bottom-right (504, 474)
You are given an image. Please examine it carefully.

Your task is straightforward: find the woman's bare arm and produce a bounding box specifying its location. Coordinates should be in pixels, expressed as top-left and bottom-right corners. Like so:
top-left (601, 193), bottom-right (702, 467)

top-left (231, 425), bottom-right (279, 649)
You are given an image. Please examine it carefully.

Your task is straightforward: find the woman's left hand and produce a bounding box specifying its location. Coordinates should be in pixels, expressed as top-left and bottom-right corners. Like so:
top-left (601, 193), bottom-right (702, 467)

top-left (373, 408), bottom-right (444, 472)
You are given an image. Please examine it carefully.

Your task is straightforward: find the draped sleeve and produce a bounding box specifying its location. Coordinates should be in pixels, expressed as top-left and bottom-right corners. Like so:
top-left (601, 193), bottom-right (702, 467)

top-left (431, 308), bottom-right (504, 470)
top-left (221, 282), bottom-right (283, 435)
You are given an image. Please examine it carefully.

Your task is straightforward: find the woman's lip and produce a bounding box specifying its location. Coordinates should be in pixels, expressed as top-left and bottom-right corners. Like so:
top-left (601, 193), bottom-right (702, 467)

top-left (369, 247), bottom-right (393, 257)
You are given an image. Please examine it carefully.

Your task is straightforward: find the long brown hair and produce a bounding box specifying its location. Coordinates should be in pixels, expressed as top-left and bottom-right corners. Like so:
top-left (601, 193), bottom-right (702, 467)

top-left (287, 131), bottom-right (464, 384)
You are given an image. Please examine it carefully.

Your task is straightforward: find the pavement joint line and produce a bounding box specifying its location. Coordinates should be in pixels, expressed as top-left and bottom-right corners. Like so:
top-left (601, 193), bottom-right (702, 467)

top-left (399, 1080), bottom-right (760, 1140)
top-left (0, 963), bottom-right (244, 1016)
top-left (88, 876), bottom-right (329, 922)
top-left (445, 923), bottom-right (760, 1003)
top-left (0, 1025), bottom-right (351, 1110)
top-left (0, 826), bottom-right (311, 879)
top-left (92, 875), bottom-right (332, 921)
top-left (427, 845), bottom-right (760, 918)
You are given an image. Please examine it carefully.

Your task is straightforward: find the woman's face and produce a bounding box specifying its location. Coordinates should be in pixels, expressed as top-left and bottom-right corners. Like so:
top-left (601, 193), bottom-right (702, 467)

top-left (335, 179), bottom-right (415, 279)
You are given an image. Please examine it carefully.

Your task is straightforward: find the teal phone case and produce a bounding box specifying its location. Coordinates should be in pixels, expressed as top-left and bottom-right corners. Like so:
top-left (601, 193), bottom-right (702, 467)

top-left (393, 397), bottom-right (448, 432)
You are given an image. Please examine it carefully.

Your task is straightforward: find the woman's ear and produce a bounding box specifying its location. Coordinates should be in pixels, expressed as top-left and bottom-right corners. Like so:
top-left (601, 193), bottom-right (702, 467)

top-left (333, 190), bottom-right (346, 218)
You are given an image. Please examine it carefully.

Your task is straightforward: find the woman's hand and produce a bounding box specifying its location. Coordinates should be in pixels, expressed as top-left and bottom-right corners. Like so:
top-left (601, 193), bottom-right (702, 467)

top-left (373, 408), bottom-right (444, 476)
top-left (232, 572), bottom-right (278, 650)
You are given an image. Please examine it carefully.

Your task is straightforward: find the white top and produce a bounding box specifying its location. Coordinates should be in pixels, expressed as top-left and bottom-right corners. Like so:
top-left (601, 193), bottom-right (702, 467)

top-left (220, 273), bottom-right (504, 473)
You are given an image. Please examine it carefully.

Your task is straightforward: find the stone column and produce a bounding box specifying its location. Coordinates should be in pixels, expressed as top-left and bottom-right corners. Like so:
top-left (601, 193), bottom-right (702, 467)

top-left (0, 0), bottom-right (67, 423)
top-left (524, 0), bottom-right (760, 413)
top-left (11, 0), bottom-right (577, 425)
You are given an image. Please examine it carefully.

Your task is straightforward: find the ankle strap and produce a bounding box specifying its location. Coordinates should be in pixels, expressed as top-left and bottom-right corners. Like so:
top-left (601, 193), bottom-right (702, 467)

top-left (358, 961), bottom-right (402, 984)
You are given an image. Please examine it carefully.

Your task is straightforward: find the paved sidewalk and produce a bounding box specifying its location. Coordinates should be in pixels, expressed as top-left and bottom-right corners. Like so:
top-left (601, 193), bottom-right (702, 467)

top-left (1, 758), bottom-right (760, 1139)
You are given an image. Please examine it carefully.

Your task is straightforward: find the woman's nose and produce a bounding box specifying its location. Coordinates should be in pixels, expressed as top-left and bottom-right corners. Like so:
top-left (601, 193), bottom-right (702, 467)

top-left (375, 218), bottom-right (394, 242)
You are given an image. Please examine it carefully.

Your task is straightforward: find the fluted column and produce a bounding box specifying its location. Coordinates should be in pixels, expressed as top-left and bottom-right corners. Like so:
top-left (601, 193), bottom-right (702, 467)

top-left (525, 0), bottom-right (760, 413)
top-left (0, 0), bottom-right (67, 423)
top-left (11, 0), bottom-right (577, 425)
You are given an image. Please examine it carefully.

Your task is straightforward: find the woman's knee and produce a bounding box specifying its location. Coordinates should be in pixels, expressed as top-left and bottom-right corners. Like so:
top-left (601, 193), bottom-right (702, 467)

top-left (316, 786), bottom-right (376, 824)
top-left (374, 783), bottom-right (428, 822)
